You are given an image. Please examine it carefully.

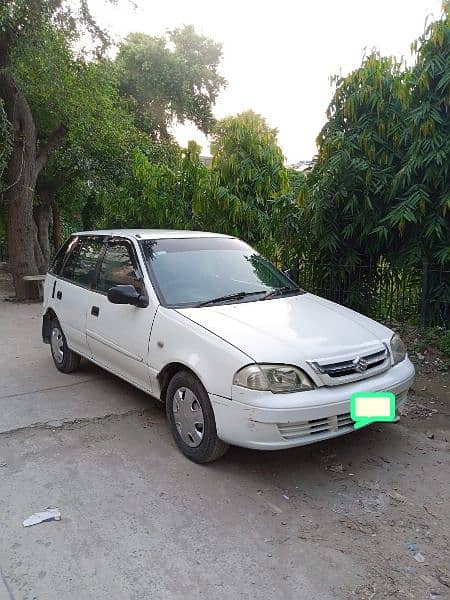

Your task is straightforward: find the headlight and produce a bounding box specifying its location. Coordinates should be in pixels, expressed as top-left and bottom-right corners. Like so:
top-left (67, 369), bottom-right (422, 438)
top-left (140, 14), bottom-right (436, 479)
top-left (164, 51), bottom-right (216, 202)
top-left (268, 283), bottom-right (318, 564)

top-left (233, 364), bottom-right (314, 393)
top-left (390, 333), bottom-right (406, 365)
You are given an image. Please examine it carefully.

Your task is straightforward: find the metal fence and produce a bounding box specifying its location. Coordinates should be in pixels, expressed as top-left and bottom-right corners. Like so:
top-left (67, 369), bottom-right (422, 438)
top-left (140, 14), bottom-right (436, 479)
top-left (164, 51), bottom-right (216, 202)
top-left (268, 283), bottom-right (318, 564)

top-left (0, 240), bottom-right (448, 326)
top-left (294, 261), bottom-right (449, 327)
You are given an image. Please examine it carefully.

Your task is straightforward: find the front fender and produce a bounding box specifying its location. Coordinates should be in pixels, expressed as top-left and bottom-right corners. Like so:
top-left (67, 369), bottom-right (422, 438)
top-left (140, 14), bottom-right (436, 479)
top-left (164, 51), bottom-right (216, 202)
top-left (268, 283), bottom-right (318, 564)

top-left (149, 306), bottom-right (252, 399)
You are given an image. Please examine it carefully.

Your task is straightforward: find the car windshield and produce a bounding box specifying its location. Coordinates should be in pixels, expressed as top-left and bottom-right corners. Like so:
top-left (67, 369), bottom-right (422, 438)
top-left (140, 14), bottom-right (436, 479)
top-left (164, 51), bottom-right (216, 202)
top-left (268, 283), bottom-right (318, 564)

top-left (140, 237), bottom-right (300, 307)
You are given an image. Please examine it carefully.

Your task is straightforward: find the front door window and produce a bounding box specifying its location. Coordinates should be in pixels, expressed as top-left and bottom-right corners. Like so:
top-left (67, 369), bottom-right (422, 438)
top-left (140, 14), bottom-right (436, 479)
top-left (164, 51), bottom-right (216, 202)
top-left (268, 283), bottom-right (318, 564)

top-left (97, 242), bottom-right (143, 293)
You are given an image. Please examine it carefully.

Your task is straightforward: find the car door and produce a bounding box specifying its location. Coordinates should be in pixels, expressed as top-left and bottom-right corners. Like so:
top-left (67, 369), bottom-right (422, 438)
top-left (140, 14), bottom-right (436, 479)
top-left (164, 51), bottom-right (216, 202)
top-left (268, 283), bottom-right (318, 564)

top-left (53, 236), bottom-right (105, 356)
top-left (85, 237), bottom-right (157, 392)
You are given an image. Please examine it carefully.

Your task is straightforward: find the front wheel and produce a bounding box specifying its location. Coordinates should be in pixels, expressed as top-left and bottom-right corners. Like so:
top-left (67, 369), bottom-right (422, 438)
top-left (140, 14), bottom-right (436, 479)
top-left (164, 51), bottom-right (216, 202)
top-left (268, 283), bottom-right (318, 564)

top-left (166, 371), bottom-right (229, 463)
top-left (50, 319), bottom-right (81, 373)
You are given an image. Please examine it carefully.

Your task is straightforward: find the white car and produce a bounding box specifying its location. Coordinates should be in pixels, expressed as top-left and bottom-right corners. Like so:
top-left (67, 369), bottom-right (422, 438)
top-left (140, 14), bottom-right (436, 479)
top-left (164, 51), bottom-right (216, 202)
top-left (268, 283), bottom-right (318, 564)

top-left (42, 230), bottom-right (415, 462)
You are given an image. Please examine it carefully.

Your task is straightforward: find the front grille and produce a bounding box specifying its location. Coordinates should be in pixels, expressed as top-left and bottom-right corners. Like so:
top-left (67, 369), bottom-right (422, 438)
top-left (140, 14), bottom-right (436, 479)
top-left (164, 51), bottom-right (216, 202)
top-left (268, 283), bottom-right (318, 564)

top-left (308, 346), bottom-right (390, 386)
top-left (278, 412), bottom-right (354, 441)
top-left (318, 348), bottom-right (387, 377)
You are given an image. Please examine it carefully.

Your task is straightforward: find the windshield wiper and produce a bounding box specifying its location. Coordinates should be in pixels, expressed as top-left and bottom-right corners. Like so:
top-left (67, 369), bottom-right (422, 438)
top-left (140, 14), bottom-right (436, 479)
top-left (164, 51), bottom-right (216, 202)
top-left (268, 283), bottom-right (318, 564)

top-left (197, 290), bottom-right (266, 307)
top-left (262, 285), bottom-right (303, 300)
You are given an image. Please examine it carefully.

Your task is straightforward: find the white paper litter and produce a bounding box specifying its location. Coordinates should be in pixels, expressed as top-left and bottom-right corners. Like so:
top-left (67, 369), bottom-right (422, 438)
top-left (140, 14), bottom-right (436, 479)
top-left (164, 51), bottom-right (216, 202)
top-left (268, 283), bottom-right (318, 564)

top-left (23, 507), bottom-right (61, 527)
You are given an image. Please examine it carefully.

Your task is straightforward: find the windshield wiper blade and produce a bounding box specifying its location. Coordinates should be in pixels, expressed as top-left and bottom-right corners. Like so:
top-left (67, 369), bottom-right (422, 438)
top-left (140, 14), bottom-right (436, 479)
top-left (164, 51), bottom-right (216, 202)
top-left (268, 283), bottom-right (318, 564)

top-left (197, 290), bottom-right (265, 307)
top-left (262, 285), bottom-right (303, 300)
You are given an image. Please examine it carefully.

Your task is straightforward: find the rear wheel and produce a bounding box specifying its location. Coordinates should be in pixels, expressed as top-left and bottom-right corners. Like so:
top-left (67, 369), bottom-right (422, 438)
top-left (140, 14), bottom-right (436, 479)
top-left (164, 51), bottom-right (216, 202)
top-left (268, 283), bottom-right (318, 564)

top-left (50, 319), bottom-right (81, 373)
top-left (166, 370), bottom-right (229, 463)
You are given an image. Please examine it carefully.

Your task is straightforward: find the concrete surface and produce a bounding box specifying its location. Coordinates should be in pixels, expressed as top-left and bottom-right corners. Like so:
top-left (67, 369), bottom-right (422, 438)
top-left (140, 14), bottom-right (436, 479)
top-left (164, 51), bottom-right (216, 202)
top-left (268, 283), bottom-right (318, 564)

top-left (0, 285), bottom-right (449, 599)
top-left (0, 300), bottom-right (150, 435)
top-left (0, 572), bottom-right (13, 600)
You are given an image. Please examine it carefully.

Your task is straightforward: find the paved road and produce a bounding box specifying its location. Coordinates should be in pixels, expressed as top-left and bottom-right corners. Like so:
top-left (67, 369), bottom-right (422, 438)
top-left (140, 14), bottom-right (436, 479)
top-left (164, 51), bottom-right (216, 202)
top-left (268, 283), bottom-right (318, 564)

top-left (0, 293), bottom-right (449, 599)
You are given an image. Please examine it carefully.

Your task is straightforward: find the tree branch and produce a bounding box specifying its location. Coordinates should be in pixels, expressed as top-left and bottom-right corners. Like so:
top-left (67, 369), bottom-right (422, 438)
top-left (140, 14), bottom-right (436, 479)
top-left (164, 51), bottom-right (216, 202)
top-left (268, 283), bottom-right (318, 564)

top-left (36, 123), bottom-right (67, 175)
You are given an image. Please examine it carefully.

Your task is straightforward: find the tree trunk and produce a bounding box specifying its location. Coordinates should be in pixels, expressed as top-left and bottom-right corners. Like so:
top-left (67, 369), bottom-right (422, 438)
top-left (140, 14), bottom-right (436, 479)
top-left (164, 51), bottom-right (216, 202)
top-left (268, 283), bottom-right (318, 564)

top-left (33, 186), bottom-right (56, 271)
top-left (52, 202), bottom-right (62, 251)
top-left (1, 31), bottom-right (67, 299)
top-left (1, 69), bottom-right (41, 299)
top-left (33, 189), bottom-right (52, 272)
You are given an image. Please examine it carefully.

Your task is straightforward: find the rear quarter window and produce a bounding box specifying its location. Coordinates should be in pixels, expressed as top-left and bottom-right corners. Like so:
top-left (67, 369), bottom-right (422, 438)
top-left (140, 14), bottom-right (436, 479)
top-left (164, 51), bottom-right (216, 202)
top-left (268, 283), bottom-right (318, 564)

top-left (49, 238), bottom-right (72, 275)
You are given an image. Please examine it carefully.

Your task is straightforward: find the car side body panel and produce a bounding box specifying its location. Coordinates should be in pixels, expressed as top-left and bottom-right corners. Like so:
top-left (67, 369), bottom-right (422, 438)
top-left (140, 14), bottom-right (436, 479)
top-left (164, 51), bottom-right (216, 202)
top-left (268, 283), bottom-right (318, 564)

top-left (85, 292), bottom-right (158, 392)
top-left (83, 237), bottom-right (160, 392)
top-left (43, 272), bottom-right (93, 356)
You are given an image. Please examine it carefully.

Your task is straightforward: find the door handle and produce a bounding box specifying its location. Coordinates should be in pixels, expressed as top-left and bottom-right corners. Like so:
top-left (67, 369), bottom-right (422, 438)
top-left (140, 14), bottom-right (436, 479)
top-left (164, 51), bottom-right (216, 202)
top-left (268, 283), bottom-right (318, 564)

top-left (91, 306), bottom-right (99, 317)
top-left (56, 290), bottom-right (62, 300)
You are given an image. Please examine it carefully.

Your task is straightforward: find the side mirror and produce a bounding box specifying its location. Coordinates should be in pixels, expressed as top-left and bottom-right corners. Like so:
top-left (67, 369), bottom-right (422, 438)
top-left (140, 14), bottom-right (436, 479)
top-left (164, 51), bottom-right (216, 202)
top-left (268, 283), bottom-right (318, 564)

top-left (107, 284), bottom-right (148, 308)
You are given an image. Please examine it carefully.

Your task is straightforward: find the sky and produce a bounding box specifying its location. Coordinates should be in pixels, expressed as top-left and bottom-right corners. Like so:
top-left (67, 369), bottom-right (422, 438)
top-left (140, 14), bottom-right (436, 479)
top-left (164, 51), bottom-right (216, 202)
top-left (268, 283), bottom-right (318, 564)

top-left (90, 0), bottom-right (443, 163)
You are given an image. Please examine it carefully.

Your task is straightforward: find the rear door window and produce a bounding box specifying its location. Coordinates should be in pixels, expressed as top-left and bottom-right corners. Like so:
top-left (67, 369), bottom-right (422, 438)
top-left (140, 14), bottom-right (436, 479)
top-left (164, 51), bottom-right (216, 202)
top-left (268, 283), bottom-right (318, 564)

top-left (97, 242), bottom-right (143, 293)
top-left (49, 238), bottom-right (72, 275)
top-left (62, 238), bottom-right (104, 287)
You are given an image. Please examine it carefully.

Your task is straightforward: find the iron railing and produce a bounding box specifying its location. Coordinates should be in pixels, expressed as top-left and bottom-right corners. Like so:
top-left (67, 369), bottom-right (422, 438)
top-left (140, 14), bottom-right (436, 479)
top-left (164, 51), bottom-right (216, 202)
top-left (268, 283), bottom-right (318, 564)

top-left (294, 261), bottom-right (449, 327)
top-left (1, 239), bottom-right (448, 326)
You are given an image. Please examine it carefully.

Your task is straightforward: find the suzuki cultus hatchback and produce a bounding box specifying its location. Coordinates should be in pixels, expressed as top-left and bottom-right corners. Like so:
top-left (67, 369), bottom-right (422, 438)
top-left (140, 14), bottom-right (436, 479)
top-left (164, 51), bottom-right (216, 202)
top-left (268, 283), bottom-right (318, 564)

top-left (42, 230), bottom-right (415, 462)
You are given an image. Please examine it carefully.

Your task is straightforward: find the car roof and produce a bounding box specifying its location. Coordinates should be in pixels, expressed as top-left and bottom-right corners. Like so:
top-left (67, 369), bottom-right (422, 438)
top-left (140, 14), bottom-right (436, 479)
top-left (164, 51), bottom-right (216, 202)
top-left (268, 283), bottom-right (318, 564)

top-left (72, 229), bottom-right (234, 240)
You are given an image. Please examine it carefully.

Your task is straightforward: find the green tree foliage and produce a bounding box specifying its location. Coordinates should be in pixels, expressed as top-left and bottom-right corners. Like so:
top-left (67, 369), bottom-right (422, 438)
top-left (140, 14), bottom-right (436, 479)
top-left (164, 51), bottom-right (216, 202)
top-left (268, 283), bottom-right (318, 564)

top-left (1, 0), bottom-right (112, 57)
top-left (100, 141), bottom-right (207, 230)
top-left (102, 111), bottom-right (297, 266)
top-left (194, 111), bottom-right (289, 257)
top-left (1, 0), bottom-right (447, 326)
top-left (14, 31), bottom-right (133, 158)
top-left (304, 53), bottom-right (408, 265)
top-left (387, 2), bottom-right (450, 266)
top-left (0, 0), bottom-right (117, 297)
top-left (271, 168), bottom-right (309, 271)
top-left (11, 22), bottom-right (138, 256)
top-left (210, 111), bottom-right (289, 201)
top-left (402, 1), bottom-right (449, 323)
top-left (116, 26), bottom-right (226, 139)
top-left (302, 3), bottom-right (449, 323)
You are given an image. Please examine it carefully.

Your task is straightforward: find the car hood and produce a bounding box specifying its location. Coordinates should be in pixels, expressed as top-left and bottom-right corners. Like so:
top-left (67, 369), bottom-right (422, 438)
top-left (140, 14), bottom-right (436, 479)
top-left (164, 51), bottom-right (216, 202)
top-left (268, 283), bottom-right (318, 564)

top-left (176, 293), bottom-right (393, 364)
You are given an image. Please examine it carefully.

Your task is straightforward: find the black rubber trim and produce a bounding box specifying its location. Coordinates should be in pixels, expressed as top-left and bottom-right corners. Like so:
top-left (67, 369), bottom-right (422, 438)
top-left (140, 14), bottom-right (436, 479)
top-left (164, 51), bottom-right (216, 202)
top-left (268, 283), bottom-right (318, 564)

top-left (42, 313), bottom-right (52, 344)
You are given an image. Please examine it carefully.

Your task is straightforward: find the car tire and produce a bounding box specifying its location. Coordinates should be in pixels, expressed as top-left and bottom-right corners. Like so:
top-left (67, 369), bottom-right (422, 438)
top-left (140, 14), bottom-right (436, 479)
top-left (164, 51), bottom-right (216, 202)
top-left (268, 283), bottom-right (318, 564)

top-left (50, 318), bottom-right (81, 373)
top-left (166, 370), bottom-right (229, 463)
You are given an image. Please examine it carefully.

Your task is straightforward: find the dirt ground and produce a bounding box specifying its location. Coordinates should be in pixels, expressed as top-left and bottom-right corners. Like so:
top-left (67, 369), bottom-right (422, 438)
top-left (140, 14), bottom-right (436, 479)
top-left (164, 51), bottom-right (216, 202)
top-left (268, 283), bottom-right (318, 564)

top-left (0, 272), bottom-right (449, 599)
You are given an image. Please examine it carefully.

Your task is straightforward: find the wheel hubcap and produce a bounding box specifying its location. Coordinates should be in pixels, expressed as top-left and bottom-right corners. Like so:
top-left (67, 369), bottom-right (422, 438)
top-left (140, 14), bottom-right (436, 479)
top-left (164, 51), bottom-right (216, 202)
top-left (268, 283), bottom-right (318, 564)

top-left (172, 387), bottom-right (205, 448)
top-left (51, 327), bottom-right (64, 364)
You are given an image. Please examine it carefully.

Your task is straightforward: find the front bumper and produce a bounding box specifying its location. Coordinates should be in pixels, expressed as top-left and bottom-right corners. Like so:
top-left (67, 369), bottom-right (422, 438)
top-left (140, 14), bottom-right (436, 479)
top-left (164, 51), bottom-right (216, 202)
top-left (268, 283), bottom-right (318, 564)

top-left (210, 358), bottom-right (415, 450)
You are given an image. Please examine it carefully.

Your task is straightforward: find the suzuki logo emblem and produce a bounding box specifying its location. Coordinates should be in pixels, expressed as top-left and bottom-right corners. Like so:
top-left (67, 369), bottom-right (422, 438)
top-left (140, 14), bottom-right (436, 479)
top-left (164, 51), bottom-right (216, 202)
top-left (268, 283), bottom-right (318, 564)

top-left (353, 356), bottom-right (368, 372)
